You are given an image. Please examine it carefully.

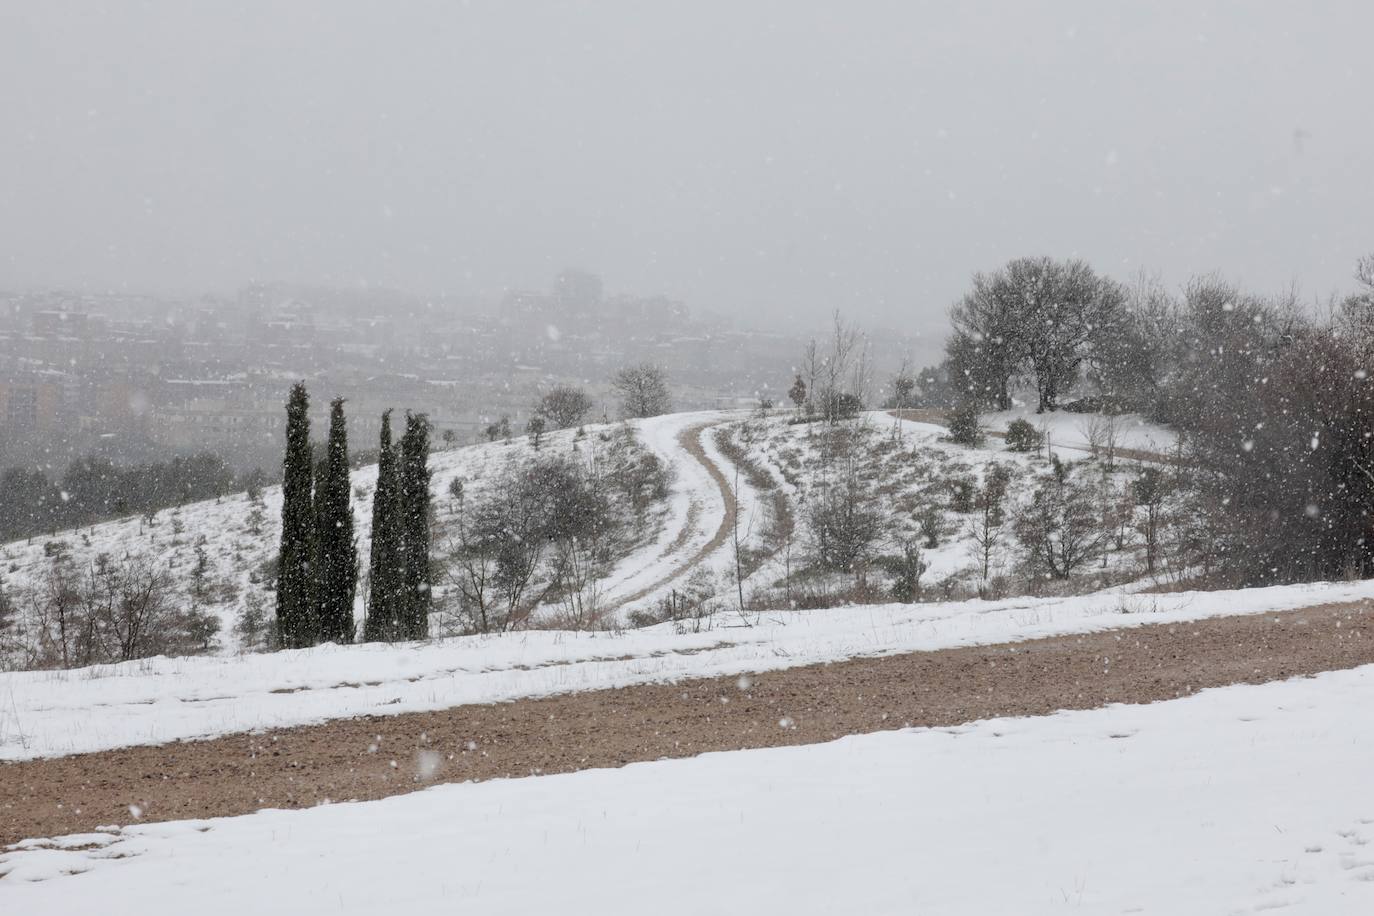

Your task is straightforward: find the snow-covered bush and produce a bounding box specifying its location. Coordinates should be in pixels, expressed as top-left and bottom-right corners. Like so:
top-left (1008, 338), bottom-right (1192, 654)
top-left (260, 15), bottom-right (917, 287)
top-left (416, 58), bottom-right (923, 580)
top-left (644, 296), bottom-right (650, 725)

top-left (1003, 418), bottom-right (1044, 453)
top-left (946, 401), bottom-right (984, 447)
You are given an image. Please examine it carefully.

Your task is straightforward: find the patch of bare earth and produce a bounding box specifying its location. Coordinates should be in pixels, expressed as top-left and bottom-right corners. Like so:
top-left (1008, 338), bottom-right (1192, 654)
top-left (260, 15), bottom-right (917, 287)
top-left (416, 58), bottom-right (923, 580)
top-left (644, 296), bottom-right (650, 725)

top-left (3, 600), bottom-right (1372, 848)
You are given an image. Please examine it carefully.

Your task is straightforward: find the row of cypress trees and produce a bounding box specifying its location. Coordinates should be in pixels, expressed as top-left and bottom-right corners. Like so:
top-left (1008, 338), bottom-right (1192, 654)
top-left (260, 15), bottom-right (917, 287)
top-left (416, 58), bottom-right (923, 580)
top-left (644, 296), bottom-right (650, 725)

top-left (275, 383), bottom-right (431, 649)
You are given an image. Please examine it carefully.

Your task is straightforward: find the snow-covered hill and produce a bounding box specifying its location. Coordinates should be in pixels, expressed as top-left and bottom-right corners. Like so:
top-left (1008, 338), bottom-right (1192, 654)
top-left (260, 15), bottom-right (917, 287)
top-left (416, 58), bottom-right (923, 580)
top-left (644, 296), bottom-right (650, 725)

top-left (712, 408), bottom-right (1180, 611)
top-left (1, 405), bottom-right (1186, 672)
top-left (0, 412), bottom-right (746, 665)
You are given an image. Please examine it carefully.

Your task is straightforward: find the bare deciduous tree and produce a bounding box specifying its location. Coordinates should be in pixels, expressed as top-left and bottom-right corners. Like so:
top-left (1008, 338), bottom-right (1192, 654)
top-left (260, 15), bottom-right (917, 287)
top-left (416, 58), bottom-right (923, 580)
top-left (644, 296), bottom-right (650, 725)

top-left (969, 465), bottom-right (1011, 580)
top-left (800, 339), bottom-right (821, 422)
top-left (13, 551), bottom-right (198, 668)
top-left (552, 537), bottom-right (603, 629)
top-left (816, 311), bottom-right (871, 424)
top-left (1081, 414), bottom-right (1120, 471)
top-left (535, 385), bottom-right (594, 429)
top-left (101, 554), bottom-right (176, 662)
top-left (1132, 466), bottom-right (1170, 575)
top-left (611, 363), bottom-right (671, 418)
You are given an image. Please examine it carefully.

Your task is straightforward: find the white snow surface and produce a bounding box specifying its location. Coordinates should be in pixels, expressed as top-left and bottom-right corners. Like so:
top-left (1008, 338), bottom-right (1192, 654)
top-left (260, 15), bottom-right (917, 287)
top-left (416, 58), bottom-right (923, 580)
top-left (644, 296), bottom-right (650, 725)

top-left (6, 664), bottom-right (1374, 914)
top-left (3, 577), bottom-right (1371, 761)
top-left (978, 407), bottom-right (1178, 455)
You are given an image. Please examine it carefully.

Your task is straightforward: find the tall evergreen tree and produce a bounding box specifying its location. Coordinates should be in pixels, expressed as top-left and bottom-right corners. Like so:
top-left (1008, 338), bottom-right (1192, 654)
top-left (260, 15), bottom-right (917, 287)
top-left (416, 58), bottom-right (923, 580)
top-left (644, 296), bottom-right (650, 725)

top-left (276, 382), bottom-right (315, 648)
top-left (363, 410), bottom-right (401, 641)
top-left (311, 451), bottom-right (329, 532)
top-left (314, 398), bottom-right (357, 644)
top-left (398, 411), bottom-right (432, 640)
top-left (308, 449), bottom-right (328, 638)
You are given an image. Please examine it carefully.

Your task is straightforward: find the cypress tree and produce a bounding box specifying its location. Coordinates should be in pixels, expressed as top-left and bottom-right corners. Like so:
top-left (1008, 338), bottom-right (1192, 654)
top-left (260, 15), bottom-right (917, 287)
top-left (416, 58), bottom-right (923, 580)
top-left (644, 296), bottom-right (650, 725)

top-left (398, 411), bottom-right (432, 640)
top-left (308, 449), bottom-right (328, 641)
top-left (276, 382), bottom-right (315, 649)
top-left (314, 398), bottom-right (357, 644)
top-left (311, 451), bottom-right (329, 532)
top-left (363, 410), bottom-right (401, 641)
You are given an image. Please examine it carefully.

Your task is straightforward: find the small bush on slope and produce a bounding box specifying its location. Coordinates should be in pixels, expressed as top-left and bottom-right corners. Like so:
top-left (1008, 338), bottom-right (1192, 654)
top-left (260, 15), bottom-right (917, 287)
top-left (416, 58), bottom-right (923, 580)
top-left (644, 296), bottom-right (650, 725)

top-left (946, 401), bottom-right (985, 447)
top-left (1003, 418), bottom-right (1044, 453)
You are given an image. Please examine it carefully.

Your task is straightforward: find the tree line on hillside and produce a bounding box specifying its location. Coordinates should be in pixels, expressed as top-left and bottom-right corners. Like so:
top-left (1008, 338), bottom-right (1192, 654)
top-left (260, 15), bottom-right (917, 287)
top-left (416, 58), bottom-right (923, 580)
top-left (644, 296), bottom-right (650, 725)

top-left (482, 363), bottom-right (672, 445)
top-left (0, 453), bottom-right (260, 543)
top-left (275, 383), bottom-right (433, 649)
top-left (924, 254), bottom-right (1374, 586)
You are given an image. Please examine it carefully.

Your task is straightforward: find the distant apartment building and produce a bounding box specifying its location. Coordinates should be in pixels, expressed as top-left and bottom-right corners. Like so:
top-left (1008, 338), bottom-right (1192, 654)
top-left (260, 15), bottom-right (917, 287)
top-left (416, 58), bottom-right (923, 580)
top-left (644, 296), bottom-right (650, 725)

top-left (30, 310), bottom-right (91, 338)
top-left (0, 377), bottom-right (64, 437)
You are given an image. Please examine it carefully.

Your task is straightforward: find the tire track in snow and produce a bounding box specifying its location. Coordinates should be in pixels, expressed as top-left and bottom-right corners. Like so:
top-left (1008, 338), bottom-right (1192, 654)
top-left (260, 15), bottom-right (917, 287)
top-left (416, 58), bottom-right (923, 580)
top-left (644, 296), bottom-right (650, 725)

top-left (604, 420), bottom-right (738, 614)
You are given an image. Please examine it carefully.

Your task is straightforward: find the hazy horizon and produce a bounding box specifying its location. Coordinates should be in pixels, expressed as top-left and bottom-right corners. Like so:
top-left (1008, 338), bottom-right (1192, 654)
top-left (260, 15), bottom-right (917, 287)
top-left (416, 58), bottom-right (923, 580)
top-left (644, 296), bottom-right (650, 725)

top-left (3, 1), bottom-right (1372, 326)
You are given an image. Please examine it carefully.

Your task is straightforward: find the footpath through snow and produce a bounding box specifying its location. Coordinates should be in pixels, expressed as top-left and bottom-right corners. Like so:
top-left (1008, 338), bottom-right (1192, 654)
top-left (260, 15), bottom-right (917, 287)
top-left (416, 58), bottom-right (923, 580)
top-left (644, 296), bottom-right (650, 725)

top-left (594, 412), bottom-right (738, 614)
top-left (5, 663), bottom-right (1374, 913)
top-left (4, 578), bottom-right (1374, 760)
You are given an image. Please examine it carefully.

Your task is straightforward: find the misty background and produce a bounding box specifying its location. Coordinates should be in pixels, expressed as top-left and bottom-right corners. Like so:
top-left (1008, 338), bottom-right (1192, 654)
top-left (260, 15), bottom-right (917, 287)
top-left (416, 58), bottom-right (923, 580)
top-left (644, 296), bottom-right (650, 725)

top-left (4, 1), bottom-right (1372, 329)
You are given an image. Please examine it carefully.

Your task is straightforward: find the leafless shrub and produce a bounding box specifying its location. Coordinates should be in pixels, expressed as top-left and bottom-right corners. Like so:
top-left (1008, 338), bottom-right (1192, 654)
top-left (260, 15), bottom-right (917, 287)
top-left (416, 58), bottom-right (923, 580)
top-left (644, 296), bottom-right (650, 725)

top-left (549, 537), bottom-right (604, 629)
top-left (10, 551), bottom-right (215, 669)
top-left (968, 465), bottom-right (1011, 580)
top-left (627, 569), bottom-right (722, 633)
top-left (1080, 414), bottom-right (1120, 471)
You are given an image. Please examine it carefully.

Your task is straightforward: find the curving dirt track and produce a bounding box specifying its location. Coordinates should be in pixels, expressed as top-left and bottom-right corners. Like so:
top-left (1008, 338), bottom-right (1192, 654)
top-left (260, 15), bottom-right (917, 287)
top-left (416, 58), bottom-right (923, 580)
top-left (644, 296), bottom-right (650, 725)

top-left (4, 599), bottom-right (1373, 848)
top-left (604, 421), bottom-right (738, 612)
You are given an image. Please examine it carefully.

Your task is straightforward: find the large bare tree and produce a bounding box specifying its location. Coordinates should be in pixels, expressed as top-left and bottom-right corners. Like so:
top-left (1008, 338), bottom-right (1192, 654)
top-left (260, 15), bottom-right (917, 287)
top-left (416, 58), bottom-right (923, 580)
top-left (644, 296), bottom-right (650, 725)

top-left (611, 363), bottom-right (671, 419)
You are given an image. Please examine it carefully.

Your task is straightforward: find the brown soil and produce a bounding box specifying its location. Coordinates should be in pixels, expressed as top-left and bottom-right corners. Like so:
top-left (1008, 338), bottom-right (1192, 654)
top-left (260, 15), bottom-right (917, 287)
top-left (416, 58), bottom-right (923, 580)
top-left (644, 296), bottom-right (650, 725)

top-left (4, 600), bottom-right (1373, 848)
top-left (606, 421), bottom-right (738, 611)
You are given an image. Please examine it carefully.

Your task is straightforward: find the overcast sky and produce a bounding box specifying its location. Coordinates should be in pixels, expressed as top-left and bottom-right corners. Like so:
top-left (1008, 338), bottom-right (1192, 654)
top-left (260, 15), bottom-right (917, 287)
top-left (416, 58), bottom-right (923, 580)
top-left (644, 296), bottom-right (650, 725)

top-left (2, 1), bottom-right (1371, 329)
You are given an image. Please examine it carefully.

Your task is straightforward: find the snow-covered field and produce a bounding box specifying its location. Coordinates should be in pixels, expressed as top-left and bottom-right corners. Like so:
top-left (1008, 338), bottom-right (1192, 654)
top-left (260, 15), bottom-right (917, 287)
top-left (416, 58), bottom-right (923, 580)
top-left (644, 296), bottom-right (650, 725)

top-left (6, 663), bottom-right (1374, 914)
top-left (978, 407), bottom-right (1177, 456)
top-left (4, 577), bottom-right (1370, 761)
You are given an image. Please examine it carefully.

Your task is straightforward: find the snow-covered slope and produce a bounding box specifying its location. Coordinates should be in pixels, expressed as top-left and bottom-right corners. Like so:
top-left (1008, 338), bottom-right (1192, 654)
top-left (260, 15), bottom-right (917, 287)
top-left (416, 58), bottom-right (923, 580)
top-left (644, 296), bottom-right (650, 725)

top-left (3, 577), bottom-right (1370, 760)
top-left (6, 663), bottom-right (1374, 913)
top-left (0, 411), bottom-right (741, 661)
top-left (726, 409), bottom-right (1172, 604)
top-left (574, 410), bottom-right (736, 610)
top-left (977, 407), bottom-right (1177, 456)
